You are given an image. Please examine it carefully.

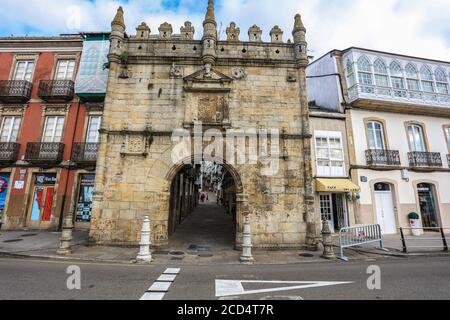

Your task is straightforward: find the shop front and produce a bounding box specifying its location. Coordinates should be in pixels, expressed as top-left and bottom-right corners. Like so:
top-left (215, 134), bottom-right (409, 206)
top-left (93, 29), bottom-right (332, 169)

top-left (27, 173), bottom-right (57, 229)
top-left (316, 178), bottom-right (360, 233)
top-left (75, 173), bottom-right (95, 224)
top-left (0, 173), bottom-right (11, 229)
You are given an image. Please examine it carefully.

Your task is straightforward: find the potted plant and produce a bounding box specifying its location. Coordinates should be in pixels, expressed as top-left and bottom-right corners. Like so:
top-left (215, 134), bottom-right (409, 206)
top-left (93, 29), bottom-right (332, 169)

top-left (408, 212), bottom-right (422, 236)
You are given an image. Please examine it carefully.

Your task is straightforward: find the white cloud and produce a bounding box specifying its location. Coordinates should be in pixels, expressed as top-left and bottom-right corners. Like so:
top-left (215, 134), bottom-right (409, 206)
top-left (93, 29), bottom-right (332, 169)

top-left (0, 0), bottom-right (448, 61)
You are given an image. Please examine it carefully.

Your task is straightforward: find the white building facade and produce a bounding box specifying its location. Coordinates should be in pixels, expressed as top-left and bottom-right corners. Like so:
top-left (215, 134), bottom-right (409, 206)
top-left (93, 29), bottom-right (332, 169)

top-left (307, 47), bottom-right (450, 234)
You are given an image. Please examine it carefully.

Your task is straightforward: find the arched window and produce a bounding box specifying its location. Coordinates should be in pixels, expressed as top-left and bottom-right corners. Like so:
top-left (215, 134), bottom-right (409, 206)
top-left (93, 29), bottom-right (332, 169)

top-left (405, 63), bottom-right (420, 91)
top-left (420, 66), bottom-right (434, 93)
top-left (357, 56), bottom-right (373, 86)
top-left (407, 123), bottom-right (426, 152)
top-left (390, 61), bottom-right (405, 96)
top-left (367, 121), bottom-right (386, 150)
top-left (435, 68), bottom-right (448, 94)
top-left (346, 59), bottom-right (355, 87)
top-left (373, 59), bottom-right (389, 88)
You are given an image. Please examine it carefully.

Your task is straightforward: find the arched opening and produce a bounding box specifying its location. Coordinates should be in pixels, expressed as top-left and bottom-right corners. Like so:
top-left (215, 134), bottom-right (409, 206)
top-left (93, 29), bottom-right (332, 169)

top-left (417, 183), bottom-right (440, 228)
top-left (166, 161), bottom-right (241, 252)
top-left (374, 182), bottom-right (397, 234)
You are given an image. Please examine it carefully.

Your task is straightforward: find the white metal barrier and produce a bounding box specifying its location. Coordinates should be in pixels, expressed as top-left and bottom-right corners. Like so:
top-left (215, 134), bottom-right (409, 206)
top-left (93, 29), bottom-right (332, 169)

top-left (338, 224), bottom-right (387, 261)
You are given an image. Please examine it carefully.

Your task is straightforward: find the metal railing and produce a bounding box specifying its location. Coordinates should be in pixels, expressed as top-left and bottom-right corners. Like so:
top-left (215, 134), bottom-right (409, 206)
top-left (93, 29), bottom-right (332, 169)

top-left (338, 224), bottom-right (387, 261)
top-left (347, 83), bottom-right (450, 106)
top-left (408, 151), bottom-right (442, 168)
top-left (0, 142), bottom-right (20, 163)
top-left (399, 227), bottom-right (449, 253)
top-left (0, 80), bottom-right (33, 103)
top-left (71, 142), bottom-right (99, 163)
top-left (38, 80), bottom-right (74, 101)
top-left (25, 142), bottom-right (64, 163)
top-left (365, 149), bottom-right (401, 166)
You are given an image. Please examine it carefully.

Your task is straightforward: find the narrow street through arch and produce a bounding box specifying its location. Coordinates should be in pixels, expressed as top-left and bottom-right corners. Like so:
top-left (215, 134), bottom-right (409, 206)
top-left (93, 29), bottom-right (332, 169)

top-left (166, 162), bottom-right (238, 254)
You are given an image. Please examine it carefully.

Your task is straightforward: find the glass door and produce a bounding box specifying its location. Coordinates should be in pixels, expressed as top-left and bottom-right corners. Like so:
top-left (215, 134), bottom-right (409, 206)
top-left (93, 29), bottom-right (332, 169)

top-left (417, 184), bottom-right (439, 228)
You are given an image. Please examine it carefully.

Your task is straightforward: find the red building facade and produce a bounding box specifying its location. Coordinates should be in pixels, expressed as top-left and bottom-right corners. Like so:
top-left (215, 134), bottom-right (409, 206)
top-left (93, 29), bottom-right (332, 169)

top-left (0, 35), bottom-right (106, 230)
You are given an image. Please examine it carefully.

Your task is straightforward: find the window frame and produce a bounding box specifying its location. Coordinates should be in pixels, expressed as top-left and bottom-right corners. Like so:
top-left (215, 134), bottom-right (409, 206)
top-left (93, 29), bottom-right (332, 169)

top-left (314, 130), bottom-right (346, 177)
top-left (406, 123), bottom-right (428, 153)
top-left (0, 116), bottom-right (22, 143)
top-left (54, 60), bottom-right (76, 81)
top-left (42, 116), bottom-right (65, 143)
top-left (13, 60), bottom-right (35, 81)
top-left (366, 121), bottom-right (387, 150)
top-left (85, 115), bottom-right (102, 143)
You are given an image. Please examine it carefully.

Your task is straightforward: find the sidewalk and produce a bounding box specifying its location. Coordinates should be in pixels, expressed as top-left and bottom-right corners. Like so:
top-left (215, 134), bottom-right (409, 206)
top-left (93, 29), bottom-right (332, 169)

top-left (0, 229), bottom-right (388, 265)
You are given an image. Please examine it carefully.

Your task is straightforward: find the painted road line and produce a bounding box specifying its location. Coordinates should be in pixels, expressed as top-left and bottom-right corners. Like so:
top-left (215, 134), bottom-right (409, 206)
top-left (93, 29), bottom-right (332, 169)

top-left (157, 274), bottom-right (177, 282)
top-left (140, 268), bottom-right (180, 301)
top-left (164, 268), bottom-right (181, 274)
top-left (215, 280), bottom-right (354, 298)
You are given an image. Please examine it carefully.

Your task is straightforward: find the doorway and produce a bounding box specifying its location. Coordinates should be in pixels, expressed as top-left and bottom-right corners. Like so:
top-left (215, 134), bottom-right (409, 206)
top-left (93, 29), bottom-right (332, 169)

top-left (319, 193), bottom-right (349, 233)
top-left (374, 183), bottom-right (397, 234)
top-left (27, 173), bottom-right (57, 228)
top-left (417, 183), bottom-right (439, 228)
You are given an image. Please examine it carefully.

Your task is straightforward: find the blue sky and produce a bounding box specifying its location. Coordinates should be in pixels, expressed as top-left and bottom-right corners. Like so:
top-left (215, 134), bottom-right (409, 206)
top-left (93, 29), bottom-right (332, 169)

top-left (0, 0), bottom-right (449, 61)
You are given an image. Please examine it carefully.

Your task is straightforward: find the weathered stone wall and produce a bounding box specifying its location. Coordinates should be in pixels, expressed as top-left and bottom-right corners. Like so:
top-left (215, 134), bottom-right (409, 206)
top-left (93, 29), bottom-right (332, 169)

top-left (89, 7), bottom-right (316, 249)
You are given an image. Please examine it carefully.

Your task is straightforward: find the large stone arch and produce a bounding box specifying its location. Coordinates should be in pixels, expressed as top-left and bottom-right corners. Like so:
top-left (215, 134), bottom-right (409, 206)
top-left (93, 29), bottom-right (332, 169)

top-left (157, 154), bottom-right (247, 248)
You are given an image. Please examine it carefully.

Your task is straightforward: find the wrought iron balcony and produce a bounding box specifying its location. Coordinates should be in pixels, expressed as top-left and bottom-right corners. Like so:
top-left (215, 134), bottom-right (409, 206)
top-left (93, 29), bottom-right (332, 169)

top-left (0, 80), bottom-right (33, 103)
top-left (71, 143), bottom-right (99, 164)
top-left (408, 152), bottom-right (442, 168)
top-left (25, 142), bottom-right (64, 164)
top-left (365, 149), bottom-right (401, 166)
top-left (0, 142), bottom-right (20, 163)
top-left (38, 80), bottom-right (74, 102)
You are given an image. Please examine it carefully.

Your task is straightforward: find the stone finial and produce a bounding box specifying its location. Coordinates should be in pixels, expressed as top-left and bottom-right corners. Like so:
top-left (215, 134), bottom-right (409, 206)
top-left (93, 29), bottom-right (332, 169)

top-left (270, 25), bottom-right (283, 43)
top-left (180, 21), bottom-right (195, 40)
top-left (136, 22), bottom-right (150, 39)
top-left (204, 0), bottom-right (217, 26)
top-left (111, 6), bottom-right (125, 29)
top-left (293, 14), bottom-right (306, 34)
top-left (158, 22), bottom-right (173, 39)
top-left (248, 25), bottom-right (262, 42)
top-left (226, 22), bottom-right (240, 41)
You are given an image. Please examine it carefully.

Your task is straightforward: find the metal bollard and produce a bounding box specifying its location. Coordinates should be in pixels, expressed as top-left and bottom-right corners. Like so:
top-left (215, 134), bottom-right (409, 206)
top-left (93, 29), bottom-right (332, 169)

top-left (321, 219), bottom-right (336, 260)
top-left (240, 215), bottom-right (255, 264)
top-left (137, 216), bottom-right (152, 263)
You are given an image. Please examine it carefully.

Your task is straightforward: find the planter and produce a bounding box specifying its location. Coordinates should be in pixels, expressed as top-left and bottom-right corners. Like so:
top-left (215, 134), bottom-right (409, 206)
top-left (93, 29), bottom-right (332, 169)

top-left (409, 219), bottom-right (422, 236)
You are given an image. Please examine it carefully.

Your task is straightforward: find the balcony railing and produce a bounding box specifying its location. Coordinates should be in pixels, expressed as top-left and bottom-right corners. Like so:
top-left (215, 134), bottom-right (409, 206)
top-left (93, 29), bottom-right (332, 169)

top-left (447, 154), bottom-right (450, 168)
top-left (38, 80), bottom-right (74, 102)
top-left (408, 152), bottom-right (442, 168)
top-left (348, 84), bottom-right (450, 107)
top-left (71, 143), bottom-right (99, 164)
top-left (0, 80), bottom-right (33, 103)
top-left (25, 143), bottom-right (64, 164)
top-left (366, 149), bottom-right (401, 166)
top-left (0, 142), bottom-right (20, 163)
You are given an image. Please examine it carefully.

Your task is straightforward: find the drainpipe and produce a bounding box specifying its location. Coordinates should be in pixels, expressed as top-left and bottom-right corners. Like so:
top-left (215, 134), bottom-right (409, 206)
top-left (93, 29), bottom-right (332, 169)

top-left (58, 100), bottom-right (81, 231)
top-left (57, 98), bottom-right (82, 255)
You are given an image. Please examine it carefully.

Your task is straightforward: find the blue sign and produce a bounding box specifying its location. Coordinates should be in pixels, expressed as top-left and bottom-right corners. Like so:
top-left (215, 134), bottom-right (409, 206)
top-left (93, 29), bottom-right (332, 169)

top-left (0, 173), bottom-right (10, 210)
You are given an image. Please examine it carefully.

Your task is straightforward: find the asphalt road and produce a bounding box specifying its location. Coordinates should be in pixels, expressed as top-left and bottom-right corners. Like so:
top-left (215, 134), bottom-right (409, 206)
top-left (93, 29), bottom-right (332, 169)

top-left (0, 256), bottom-right (448, 300)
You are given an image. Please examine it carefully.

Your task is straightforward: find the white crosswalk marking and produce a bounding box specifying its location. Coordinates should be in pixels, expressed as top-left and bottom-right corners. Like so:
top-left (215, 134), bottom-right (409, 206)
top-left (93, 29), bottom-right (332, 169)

top-left (140, 268), bottom-right (180, 301)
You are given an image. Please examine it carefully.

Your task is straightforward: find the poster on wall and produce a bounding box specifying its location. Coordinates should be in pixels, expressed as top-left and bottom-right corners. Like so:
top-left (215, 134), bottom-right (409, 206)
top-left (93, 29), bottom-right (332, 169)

top-left (0, 173), bottom-right (10, 210)
top-left (76, 174), bottom-right (95, 223)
